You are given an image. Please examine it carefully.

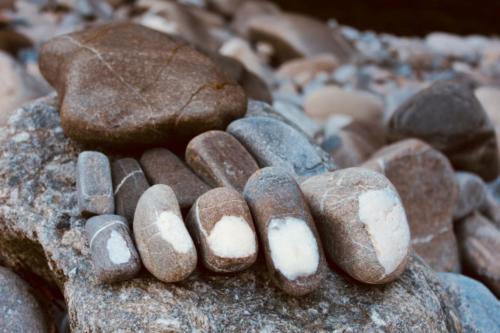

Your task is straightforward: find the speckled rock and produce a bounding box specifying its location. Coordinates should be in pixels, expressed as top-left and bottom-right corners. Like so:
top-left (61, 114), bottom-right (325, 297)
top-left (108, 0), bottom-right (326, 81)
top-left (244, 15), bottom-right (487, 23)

top-left (0, 96), bottom-right (464, 332)
top-left (453, 172), bottom-right (487, 220)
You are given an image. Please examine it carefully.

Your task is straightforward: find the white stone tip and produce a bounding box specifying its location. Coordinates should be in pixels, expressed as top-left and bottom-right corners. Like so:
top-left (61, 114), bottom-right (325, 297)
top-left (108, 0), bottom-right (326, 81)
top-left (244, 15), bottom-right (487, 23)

top-left (207, 215), bottom-right (256, 259)
top-left (268, 217), bottom-right (320, 280)
top-left (358, 187), bottom-right (410, 275)
top-left (156, 211), bottom-right (194, 254)
top-left (106, 230), bottom-right (131, 265)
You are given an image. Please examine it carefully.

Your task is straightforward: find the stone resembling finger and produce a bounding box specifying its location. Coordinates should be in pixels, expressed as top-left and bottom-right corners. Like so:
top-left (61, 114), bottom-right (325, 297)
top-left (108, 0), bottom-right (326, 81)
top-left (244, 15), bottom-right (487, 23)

top-left (185, 130), bottom-right (259, 192)
top-left (300, 167), bottom-right (411, 284)
top-left (140, 148), bottom-right (211, 210)
top-left (133, 184), bottom-right (197, 282)
top-left (85, 214), bottom-right (141, 283)
top-left (243, 167), bottom-right (326, 296)
top-left (112, 158), bottom-right (150, 225)
top-left (77, 151), bottom-right (114, 217)
top-left (186, 187), bottom-right (258, 273)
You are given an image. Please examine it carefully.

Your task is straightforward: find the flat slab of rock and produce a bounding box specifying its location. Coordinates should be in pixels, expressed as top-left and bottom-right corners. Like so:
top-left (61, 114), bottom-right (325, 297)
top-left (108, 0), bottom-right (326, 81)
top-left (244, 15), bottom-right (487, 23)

top-left (0, 96), bottom-right (463, 332)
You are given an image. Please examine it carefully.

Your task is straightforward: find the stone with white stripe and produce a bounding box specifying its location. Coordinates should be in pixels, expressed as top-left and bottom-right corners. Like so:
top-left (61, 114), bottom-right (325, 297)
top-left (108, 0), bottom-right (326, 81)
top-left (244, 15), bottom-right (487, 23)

top-left (85, 214), bottom-right (141, 283)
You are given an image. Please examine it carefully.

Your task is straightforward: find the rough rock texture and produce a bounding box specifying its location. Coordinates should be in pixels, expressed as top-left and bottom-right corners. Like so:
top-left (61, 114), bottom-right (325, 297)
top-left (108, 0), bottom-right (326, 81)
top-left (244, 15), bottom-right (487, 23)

top-left (0, 96), bottom-right (464, 332)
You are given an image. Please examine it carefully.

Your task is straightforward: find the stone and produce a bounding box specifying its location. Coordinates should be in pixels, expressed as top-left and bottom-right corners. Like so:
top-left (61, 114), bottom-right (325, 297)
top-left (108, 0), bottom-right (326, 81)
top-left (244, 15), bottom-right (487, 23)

top-left (186, 187), bottom-right (258, 273)
top-left (231, 1), bottom-right (281, 37)
top-left (387, 80), bottom-right (500, 181)
top-left (140, 148), bottom-right (211, 210)
top-left (272, 100), bottom-right (322, 138)
top-left (475, 86), bottom-right (500, 128)
top-left (456, 212), bottom-right (500, 297)
top-left (453, 171), bottom-right (487, 220)
top-left (0, 96), bottom-right (464, 332)
top-left (85, 214), bottom-right (141, 283)
top-left (276, 54), bottom-right (339, 87)
top-left (243, 167), bottom-right (327, 296)
top-left (207, 0), bottom-right (247, 16)
top-left (76, 151), bottom-right (114, 217)
top-left (111, 158), bottom-right (150, 224)
top-left (227, 116), bottom-right (334, 180)
top-left (134, 184), bottom-right (197, 282)
top-left (185, 130), bottom-right (259, 192)
top-left (480, 194), bottom-right (500, 230)
top-left (39, 22), bottom-right (246, 148)
top-left (439, 272), bottom-right (500, 333)
top-left (362, 139), bottom-right (460, 272)
top-left (304, 85), bottom-right (384, 124)
top-left (0, 266), bottom-right (50, 333)
top-left (300, 167), bottom-right (411, 284)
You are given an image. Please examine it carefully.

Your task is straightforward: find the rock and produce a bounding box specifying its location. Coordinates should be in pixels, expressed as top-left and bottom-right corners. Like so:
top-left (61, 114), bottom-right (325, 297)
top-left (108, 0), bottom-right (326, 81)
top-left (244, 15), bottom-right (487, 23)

top-left (439, 272), bottom-right (500, 333)
top-left (134, 184), bottom-right (197, 282)
top-left (304, 85), bottom-right (384, 123)
top-left (111, 158), bottom-right (150, 224)
top-left (0, 266), bottom-right (50, 333)
top-left (363, 139), bottom-right (460, 272)
top-left (387, 80), bottom-right (499, 181)
top-left (231, 1), bottom-right (281, 37)
top-left (480, 194), bottom-right (500, 230)
top-left (185, 130), bottom-right (259, 192)
top-left (76, 151), bottom-right (114, 217)
top-left (186, 187), bottom-right (258, 273)
top-left (276, 54), bottom-right (339, 87)
top-left (227, 116), bottom-right (334, 180)
top-left (272, 100), bottom-right (321, 138)
top-left (207, 0), bottom-right (246, 17)
top-left (300, 167), bottom-right (411, 284)
top-left (475, 86), bottom-right (500, 128)
top-left (456, 212), bottom-right (500, 297)
top-left (453, 172), bottom-right (487, 220)
top-left (85, 214), bottom-right (141, 283)
top-left (243, 167), bottom-right (327, 296)
top-left (140, 148), bottom-right (211, 210)
top-left (425, 33), bottom-right (481, 59)
top-left (39, 22), bottom-right (246, 148)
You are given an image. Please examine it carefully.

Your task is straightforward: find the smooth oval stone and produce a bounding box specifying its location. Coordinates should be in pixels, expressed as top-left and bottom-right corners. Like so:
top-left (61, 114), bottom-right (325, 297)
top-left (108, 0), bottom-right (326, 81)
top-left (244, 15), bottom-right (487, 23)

top-left (185, 130), bottom-right (259, 192)
top-left (453, 171), bottom-right (487, 220)
top-left (134, 184), bottom-right (197, 282)
top-left (387, 80), bottom-right (499, 181)
top-left (112, 158), bottom-right (150, 224)
top-left (227, 116), bottom-right (333, 180)
top-left (300, 167), bottom-right (411, 284)
top-left (77, 151), bottom-right (114, 217)
top-left (243, 167), bottom-right (326, 296)
top-left (85, 214), bottom-right (141, 283)
top-left (39, 22), bottom-right (246, 148)
top-left (186, 187), bottom-right (258, 273)
top-left (140, 148), bottom-right (211, 210)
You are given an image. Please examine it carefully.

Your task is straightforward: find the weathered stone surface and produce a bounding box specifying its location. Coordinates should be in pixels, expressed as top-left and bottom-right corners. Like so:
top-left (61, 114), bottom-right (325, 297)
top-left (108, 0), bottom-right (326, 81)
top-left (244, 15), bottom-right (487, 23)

top-left (456, 212), bottom-right (500, 297)
top-left (186, 130), bottom-right (259, 192)
top-left (0, 266), bottom-right (50, 333)
top-left (186, 187), bottom-right (258, 273)
top-left (387, 80), bottom-right (499, 181)
top-left (363, 139), bottom-right (460, 272)
top-left (140, 148), bottom-right (211, 210)
top-left (300, 168), bottom-right (411, 284)
top-left (453, 171), bottom-right (487, 220)
top-left (439, 272), bottom-right (500, 333)
top-left (39, 22), bottom-right (247, 148)
top-left (0, 96), bottom-right (464, 332)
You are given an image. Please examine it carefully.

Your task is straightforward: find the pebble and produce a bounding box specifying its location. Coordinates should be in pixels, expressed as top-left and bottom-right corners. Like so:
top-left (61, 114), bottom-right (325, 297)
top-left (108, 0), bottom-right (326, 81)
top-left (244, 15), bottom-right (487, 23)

top-left (272, 100), bottom-right (321, 138)
top-left (276, 54), bottom-right (339, 87)
top-left (475, 86), bottom-right (500, 128)
top-left (387, 80), bottom-right (499, 181)
top-left (85, 214), bottom-right (141, 283)
top-left (112, 158), bottom-right (150, 224)
top-left (363, 139), bottom-right (460, 272)
top-left (300, 167), bottom-right (410, 284)
top-left (185, 130), bottom-right (259, 192)
top-left (231, 1), bottom-right (281, 37)
top-left (243, 167), bottom-right (326, 296)
top-left (453, 171), bottom-right (487, 220)
top-left (140, 148), bottom-right (210, 210)
top-left (456, 212), bottom-right (500, 298)
top-left (186, 187), bottom-right (258, 273)
top-left (134, 184), bottom-right (197, 282)
top-left (227, 116), bottom-right (333, 180)
top-left (76, 151), bottom-right (114, 217)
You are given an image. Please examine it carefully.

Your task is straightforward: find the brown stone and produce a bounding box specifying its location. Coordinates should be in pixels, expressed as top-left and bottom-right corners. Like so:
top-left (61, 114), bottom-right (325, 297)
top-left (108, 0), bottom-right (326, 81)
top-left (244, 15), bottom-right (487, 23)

top-left (186, 187), bottom-right (258, 273)
top-left (39, 22), bottom-right (246, 148)
top-left (363, 139), bottom-right (460, 272)
top-left (231, 1), bottom-right (281, 37)
top-left (243, 167), bottom-right (327, 296)
top-left (276, 54), bottom-right (339, 87)
top-left (456, 212), bottom-right (500, 297)
top-left (140, 148), bottom-right (211, 210)
top-left (185, 130), bottom-right (259, 192)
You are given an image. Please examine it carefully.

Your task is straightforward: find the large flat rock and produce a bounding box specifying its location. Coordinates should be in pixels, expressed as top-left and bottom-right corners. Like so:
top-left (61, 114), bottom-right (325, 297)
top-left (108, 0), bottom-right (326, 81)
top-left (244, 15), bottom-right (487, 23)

top-left (0, 96), bottom-right (462, 332)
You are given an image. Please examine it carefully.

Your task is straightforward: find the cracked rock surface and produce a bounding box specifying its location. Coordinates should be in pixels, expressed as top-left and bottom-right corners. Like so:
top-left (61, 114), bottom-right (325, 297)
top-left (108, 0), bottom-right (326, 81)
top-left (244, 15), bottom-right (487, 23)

top-left (0, 96), bottom-right (464, 332)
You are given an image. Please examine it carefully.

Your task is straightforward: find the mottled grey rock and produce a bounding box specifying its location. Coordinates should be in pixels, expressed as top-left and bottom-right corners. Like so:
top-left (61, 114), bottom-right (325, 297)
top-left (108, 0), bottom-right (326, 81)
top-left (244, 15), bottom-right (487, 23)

top-left (453, 172), bottom-right (487, 220)
top-left (439, 272), bottom-right (500, 333)
top-left (272, 100), bottom-right (321, 138)
top-left (0, 96), bottom-right (463, 332)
